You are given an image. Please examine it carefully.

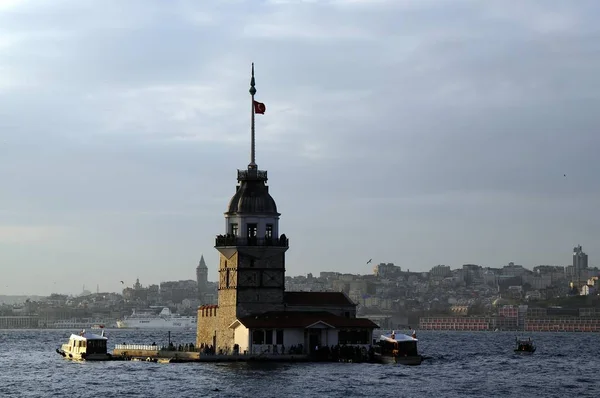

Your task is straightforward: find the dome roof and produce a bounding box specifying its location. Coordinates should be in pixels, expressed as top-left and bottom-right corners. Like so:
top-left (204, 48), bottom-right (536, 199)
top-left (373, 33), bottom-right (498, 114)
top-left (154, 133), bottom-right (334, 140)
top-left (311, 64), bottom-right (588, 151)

top-left (226, 179), bottom-right (278, 215)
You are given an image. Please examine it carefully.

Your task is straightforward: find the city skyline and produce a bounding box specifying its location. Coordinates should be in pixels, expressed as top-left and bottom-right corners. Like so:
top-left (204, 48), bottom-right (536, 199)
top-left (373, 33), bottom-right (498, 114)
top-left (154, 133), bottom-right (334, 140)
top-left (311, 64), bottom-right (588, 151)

top-left (1, 0), bottom-right (599, 296)
top-left (2, 247), bottom-right (593, 297)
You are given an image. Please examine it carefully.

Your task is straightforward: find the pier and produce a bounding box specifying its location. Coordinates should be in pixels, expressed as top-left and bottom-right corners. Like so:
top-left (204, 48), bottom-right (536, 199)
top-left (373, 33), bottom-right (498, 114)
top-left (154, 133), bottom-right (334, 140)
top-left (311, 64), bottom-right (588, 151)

top-left (110, 341), bottom-right (377, 363)
top-left (112, 344), bottom-right (310, 363)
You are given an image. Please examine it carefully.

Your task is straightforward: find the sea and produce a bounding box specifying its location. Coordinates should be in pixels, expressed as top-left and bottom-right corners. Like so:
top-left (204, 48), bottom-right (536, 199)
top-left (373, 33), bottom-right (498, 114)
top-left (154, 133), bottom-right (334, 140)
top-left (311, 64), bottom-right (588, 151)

top-left (1, 329), bottom-right (598, 398)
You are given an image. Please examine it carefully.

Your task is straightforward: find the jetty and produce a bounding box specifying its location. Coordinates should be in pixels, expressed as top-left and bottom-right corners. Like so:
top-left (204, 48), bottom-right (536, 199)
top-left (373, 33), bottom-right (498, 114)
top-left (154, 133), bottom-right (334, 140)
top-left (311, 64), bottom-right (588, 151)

top-left (112, 344), bottom-right (310, 363)
top-left (110, 339), bottom-right (383, 363)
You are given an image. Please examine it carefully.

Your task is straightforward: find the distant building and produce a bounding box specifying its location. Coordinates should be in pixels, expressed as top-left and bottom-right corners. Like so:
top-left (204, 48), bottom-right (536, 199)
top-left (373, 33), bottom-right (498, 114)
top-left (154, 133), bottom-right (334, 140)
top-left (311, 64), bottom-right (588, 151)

top-left (159, 280), bottom-right (197, 304)
top-left (430, 265), bottom-right (451, 278)
top-left (373, 263), bottom-right (401, 278)
top-left (573, 245), bottom-right (588, 282)
top-left (196, 255), bottom-right (210, 304)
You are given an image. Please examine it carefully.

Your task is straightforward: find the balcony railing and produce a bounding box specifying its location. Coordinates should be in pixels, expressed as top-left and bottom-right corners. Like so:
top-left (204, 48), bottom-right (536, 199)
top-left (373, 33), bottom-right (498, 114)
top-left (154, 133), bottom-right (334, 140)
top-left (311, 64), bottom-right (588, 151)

top-left (237, 169), bottom-right (268, 182)
top-left (215, 235), bottom-right (289, 248)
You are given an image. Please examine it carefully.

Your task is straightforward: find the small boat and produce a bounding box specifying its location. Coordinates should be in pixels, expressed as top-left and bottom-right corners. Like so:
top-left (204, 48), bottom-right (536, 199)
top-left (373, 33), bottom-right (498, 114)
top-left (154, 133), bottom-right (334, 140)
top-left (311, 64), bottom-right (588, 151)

top-left (56, 329), bottom-right (112, 361)
top-left (514, 337), bottom-right (536, 354)
top-left (373, 331), bottom-right (423, 366)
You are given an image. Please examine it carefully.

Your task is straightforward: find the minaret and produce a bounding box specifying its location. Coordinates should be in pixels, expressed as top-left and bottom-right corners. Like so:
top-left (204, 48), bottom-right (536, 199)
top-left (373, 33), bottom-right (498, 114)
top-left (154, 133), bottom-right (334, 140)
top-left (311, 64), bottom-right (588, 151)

top-left (207, 64), bottom-right (289, 350)
top-left (196, 255), bottom-right (209, 303)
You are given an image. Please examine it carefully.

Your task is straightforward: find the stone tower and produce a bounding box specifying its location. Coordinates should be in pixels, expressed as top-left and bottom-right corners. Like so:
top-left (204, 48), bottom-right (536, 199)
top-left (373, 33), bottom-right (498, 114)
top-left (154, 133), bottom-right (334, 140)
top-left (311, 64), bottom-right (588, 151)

top-left (209, 64), bottom-right (289, 350)
top-left (196, 254), bottom-right (209, 303)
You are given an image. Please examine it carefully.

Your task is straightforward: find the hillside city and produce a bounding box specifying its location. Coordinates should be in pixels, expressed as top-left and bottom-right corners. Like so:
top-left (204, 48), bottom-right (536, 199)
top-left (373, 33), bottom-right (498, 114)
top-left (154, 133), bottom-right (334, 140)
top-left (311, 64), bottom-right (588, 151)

top-left (1, 245), bottom-right (598, 330)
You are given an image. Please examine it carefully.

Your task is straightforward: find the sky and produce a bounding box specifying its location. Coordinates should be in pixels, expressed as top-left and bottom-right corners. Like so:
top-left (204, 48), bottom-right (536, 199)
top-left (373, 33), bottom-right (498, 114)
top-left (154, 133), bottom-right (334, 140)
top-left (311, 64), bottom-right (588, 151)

top-left (1, 0), bottom-right (599, 296)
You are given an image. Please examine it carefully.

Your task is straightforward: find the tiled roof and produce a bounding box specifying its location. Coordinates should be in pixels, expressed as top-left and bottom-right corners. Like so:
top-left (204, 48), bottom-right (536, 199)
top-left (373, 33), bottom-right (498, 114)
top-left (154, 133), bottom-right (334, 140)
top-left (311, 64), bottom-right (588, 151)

top-left (284, 292), bottom-right (356, 307)
top-left (234, 311), bottom-right (378, 329)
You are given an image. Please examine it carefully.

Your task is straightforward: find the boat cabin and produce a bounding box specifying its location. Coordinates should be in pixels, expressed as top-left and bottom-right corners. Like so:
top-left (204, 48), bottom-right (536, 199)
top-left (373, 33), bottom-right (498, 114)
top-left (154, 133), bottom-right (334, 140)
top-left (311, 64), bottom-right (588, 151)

top-left (376, 332), bottom-right (419, 357)
top-left (58, 330), bottom-right (109, 360)
top-left (515, 337), bottom-right (535, 353)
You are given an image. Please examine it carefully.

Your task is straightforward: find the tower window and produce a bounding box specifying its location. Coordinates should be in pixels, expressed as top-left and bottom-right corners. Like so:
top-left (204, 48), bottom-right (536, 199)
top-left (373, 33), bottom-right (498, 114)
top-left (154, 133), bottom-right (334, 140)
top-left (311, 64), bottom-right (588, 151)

top-left (265, 224), bottom-right (273, 239)
top-left (247, 224), bottom-right (257, 244)
top-left (230, 223), bottom-right (238, 236)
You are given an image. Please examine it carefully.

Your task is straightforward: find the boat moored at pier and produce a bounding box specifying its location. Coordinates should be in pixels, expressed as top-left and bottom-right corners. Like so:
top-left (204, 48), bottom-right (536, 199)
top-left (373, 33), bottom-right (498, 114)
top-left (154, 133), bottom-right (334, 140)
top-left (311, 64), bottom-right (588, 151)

top-left (56, 330), bottom-right (112, 361)
top-left (374, 331), bottom-right (423, 366)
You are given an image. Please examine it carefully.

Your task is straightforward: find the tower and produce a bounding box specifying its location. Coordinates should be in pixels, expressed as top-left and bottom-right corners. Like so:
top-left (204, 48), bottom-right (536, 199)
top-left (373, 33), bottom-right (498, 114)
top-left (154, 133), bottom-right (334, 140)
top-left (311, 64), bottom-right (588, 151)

top-left (209, 64), bottom-right (289, 350)
top-left (196, 255), bottom-right (209, 303)
top-left (573, 245), bottom-right (588, 282)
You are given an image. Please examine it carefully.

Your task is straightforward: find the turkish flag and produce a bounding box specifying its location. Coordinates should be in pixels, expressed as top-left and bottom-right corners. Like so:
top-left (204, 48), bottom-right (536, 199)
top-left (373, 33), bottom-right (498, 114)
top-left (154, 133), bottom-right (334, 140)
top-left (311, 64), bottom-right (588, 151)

top-left (253, 100), bottom-right (266, 114)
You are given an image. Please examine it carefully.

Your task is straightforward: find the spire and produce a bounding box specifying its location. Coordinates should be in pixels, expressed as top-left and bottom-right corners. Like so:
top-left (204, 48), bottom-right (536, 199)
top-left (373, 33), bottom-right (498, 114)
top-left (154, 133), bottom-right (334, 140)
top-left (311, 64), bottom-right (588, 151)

top-left (249, 63), bottom-right (257, 169)
top-left (197, 254), bottom-right (207, 269)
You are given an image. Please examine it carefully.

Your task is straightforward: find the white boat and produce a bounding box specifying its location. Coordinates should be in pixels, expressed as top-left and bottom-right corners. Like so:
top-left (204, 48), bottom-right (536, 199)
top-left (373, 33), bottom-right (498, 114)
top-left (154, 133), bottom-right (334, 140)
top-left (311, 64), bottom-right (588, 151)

top-left (373, 331), bottom-right (423, 366)
top-left (56, 329), bottom-right (112, 361)
top-left (116, 307), bottom-right (196, 329)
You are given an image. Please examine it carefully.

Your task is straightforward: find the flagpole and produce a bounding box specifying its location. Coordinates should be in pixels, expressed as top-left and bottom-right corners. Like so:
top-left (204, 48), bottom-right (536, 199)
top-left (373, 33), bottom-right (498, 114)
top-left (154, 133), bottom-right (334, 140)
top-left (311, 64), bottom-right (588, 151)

top-left (250, 62), bottom-right (256, 168)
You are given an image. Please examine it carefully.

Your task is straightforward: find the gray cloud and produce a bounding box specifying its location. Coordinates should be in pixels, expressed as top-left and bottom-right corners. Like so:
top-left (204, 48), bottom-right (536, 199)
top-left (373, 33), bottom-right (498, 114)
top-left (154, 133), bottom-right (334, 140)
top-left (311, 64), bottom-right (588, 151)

top-left (1, 0), bottom-right (599, 294)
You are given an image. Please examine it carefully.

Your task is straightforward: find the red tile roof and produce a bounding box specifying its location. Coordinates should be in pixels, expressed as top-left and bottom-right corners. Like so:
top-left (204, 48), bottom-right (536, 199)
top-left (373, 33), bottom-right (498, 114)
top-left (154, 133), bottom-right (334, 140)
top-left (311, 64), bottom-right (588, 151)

top-left (234, 311), bottom-right (378, 329)
top-left (284, 292), bottom-right (356, 307)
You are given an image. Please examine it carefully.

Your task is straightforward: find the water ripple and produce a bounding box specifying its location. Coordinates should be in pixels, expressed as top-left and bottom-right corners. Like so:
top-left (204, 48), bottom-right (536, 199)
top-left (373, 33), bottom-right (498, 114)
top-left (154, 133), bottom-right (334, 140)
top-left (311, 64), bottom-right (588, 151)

top-left (1, 329), bottom-right (600, 397)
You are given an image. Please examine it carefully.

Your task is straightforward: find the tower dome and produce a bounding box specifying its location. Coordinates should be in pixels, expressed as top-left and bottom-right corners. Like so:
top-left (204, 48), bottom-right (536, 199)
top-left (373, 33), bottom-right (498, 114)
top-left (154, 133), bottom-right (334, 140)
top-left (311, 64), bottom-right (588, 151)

top-left (226, 169), bottom-right (278, 215)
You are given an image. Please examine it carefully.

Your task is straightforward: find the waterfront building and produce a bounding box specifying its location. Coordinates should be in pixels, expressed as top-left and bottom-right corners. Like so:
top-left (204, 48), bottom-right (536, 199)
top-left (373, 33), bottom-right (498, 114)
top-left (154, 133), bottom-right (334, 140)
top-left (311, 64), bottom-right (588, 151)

top-left (196, 65), bottom-right (377, 354)
top-left (419, 316), bottom-right (491, 331)
top-left (0, 316), bottom-right (39, 329)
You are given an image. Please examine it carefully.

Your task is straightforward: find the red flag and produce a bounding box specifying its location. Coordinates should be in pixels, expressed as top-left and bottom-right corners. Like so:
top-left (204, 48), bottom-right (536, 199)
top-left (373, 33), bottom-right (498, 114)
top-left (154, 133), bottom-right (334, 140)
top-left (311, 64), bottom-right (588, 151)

top-left (253, 100), bottom-right (266, 114)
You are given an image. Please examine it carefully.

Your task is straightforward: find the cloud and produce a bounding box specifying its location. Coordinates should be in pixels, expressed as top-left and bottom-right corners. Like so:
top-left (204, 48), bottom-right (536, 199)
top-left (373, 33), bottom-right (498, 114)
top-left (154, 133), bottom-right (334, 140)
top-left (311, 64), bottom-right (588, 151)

top-left (0, 0), bottom-right (22, 11)
top-left (1, 0), bottom-right (600, 294)
top-left (0, 225), bottom-right (68, 244)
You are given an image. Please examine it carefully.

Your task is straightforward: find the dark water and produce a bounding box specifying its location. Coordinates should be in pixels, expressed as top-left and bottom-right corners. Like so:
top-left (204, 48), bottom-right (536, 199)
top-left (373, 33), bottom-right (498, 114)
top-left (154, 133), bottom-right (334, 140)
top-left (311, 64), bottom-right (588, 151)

top-left (1, 329), bottom-right (599, 397)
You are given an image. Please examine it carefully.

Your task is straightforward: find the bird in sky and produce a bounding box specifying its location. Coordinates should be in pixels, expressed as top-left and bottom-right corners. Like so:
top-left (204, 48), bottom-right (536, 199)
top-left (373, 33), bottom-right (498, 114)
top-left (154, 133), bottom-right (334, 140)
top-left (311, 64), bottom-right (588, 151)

top-left (366, 259), bottom-right (372, 264)
top-left (120, 281), bottom-right (124, 284)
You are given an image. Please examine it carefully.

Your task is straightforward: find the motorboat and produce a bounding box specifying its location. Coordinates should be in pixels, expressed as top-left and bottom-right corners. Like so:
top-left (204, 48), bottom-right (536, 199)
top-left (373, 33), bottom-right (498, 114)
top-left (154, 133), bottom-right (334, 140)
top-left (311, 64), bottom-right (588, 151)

top-left (373, 331), bottom-right (423, 366)
top-left (514, 337), bottom-right (536, 354)
top-left (56, 329), bottom-right (112, 361)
